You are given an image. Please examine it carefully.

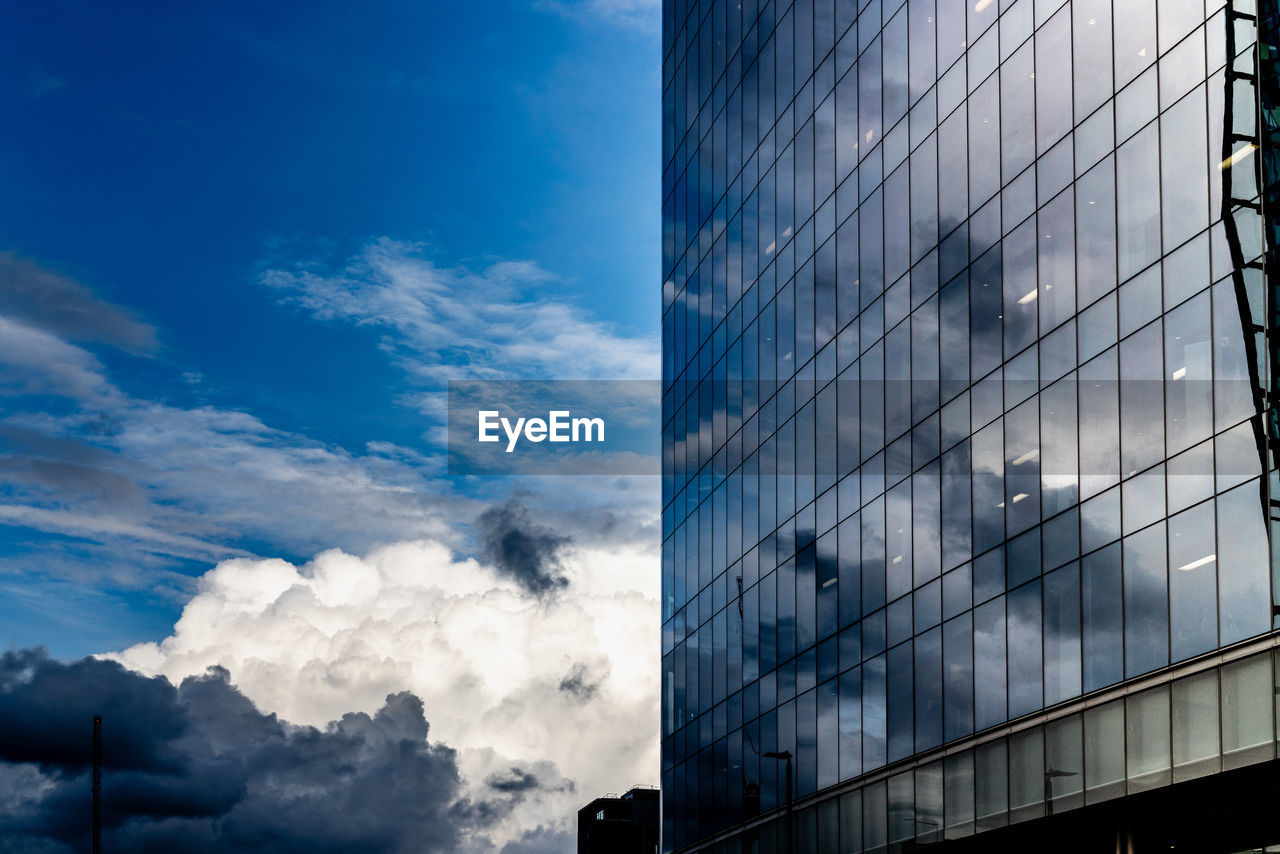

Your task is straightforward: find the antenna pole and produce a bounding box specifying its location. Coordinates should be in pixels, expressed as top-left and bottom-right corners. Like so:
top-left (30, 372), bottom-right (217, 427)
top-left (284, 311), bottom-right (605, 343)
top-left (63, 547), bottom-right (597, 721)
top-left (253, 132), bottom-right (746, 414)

top-left (92, 715), bottom-right (101, 854)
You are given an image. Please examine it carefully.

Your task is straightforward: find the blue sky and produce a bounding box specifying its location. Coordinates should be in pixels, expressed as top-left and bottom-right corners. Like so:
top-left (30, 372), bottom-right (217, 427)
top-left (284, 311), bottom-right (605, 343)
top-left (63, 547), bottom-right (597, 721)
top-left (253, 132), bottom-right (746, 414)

top-left (0, 0), bottom-right (661, 657)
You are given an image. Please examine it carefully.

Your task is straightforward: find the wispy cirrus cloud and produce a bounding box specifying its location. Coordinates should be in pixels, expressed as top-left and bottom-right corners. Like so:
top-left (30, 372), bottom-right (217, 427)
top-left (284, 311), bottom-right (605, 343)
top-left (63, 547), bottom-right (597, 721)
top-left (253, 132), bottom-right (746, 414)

top-left (0, 257), bottom-right (463, 589)
top-left (260, 238), bottom-right (658, 384)
top-left (0, 249), bottom-right (658, 590)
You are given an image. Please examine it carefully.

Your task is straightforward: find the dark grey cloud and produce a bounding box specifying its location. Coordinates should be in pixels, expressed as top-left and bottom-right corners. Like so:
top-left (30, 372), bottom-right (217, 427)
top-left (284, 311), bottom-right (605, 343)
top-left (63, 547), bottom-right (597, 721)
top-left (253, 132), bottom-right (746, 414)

top-left (558, 663), bottom-right (600, 701)
top-left (485, 767), bottom-right (540, 794)
top-left (0, 649), bottom-right (542, 854)
top-left (477, 500), bottom-right (570, 596)
top-left (0, 253), bottom-right (158, 355)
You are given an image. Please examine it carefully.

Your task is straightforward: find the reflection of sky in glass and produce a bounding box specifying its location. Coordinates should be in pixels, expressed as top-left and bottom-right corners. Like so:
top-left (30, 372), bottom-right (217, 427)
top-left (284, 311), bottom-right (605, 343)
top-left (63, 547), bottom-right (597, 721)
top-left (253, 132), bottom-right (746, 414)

top-left (660, 0), bottom-right (1278, 849)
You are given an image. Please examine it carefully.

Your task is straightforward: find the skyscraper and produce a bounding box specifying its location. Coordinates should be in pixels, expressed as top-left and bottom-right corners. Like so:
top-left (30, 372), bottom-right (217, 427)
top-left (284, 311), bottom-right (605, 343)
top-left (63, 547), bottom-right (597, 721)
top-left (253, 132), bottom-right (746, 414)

top-left (660, 0), bottom-right (1280, 851)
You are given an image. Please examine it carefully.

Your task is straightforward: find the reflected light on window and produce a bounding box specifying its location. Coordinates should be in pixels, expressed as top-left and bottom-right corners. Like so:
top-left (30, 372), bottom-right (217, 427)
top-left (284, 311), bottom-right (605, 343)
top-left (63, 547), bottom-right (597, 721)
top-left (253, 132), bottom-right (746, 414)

top-left (1011, 493), bottom-right (1030, 503)
top-left (1172, 366), bottom-right (1187, 380)
top-left (974, 0), bottom-right (994, 12)
top-left (1177, 554), bottom-right (1216, 572)
top-left (1011, 449), bottom-right (1040, 466)
top-left (1018, 289), bottom-right (1039, 305)
top-left (1221, 144), bottom-right (1258, 170)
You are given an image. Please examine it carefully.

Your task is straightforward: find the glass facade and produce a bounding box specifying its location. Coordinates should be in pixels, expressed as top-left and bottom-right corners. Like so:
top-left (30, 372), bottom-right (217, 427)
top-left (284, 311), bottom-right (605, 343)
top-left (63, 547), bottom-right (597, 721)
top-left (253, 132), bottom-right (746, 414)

top-left (660, 0), bottom-right (1280, 850)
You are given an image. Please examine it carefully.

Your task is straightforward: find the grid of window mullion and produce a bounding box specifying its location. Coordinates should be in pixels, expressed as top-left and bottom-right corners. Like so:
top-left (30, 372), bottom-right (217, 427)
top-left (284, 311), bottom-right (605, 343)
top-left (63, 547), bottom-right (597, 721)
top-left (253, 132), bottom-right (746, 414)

top-left (660, 0), bottom-right (1269, 850)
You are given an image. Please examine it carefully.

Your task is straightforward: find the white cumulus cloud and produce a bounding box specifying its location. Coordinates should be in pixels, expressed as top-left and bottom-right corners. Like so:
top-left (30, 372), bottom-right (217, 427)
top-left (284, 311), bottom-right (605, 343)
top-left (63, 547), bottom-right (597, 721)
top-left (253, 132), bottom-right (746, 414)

top-left (111, 538), bottom-right (660, 849)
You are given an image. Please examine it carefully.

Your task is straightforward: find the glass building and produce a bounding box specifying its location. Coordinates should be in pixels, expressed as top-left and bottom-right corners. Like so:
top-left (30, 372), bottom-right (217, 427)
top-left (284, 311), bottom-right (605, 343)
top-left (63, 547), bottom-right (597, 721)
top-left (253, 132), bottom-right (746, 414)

top-left (660, 0), bottom-right (1280, 850)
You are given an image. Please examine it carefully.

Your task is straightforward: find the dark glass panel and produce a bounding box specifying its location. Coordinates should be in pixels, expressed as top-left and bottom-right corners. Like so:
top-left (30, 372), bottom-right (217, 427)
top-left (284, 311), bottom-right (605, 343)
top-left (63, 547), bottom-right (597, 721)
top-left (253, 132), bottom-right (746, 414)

top-left (1122, 521), bottom-right (1168, 678)
top-left (863, 653), bottom-right (888, 769)
top-left (943, 613), bottom-right (974, 741)
top-left (1044, 561), bottom-right (1082, 705)
top-left (837, 513), bottom-right (862, 628)
top-left (942, 562), bottom-right (972, 620)
top-left (888, 641), bottom-right (915, 761)
top-left (1082, 543), bottom-right (1123, 692)
top-left (839, 665), bottom-right (863, 780)
top-left (862, 494), bottom-right (887, 614)
top-left (973, 596), bottom-right (1007, 730)
top-left (1007, 580), bottom-right (1043, 718)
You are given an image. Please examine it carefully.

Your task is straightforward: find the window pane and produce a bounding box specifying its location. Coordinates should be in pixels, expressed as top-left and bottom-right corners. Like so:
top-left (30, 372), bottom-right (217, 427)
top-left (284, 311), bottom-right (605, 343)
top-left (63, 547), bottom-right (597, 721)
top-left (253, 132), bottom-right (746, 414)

top-left (1007, 580), bottom-right (1043, 717)
top-left (1073, 0), bottom-right (1113, 117)
top-left (974, 596), bottom-right (1007, 729)
top-left (1122, 522), bottom-right (1168, 678)
top-left (905, 764), bottom-right (938, 845)
top-left (1164, 291), bottom-right (1214, 455)
top-left (915, 627), bottom-right (943, 750)
top-left (1081, 486), bottom-right (1121, 554)
top-left (975, 739), bottom-right (1008, 831)
top-left (1076, 159), bottom-right (1117, 307)
top-left (1221, 654), bottom-right (1274, 767)
top-left (1082, 543), bottom-right (1123, 691)
top-left (1119, 322), bottom-right (1165, 476)
top-left (818, 678), bottom-right (839, 790)
top-left (887, 641), bottom-right (914, 761)
top-left (840, 789), bottom-right (863, 854)
top-left (864, 778), bottom-right (888, 851)
top-left (1045, 714), bottom-right (1084, 813)
top-left (944, 751), bottom-right (975, 837)
top-left (1160, 86), bottom-right (1209, 251)
top-left (1008, 729), bottom-right (1045, 821)
top-left (1035, 5), bottom-right (1073, 153)
top-left (887, 770), bottom-right (914, 844)
top-left (1001, 42), bottom-right (1035, 190)
top-left (1126, 686), bottom-right (1171, 792)
top-left (863, 653), bottom-right (887, 769)
top-left (1167, 501), bottom-right (1217, 661)
top-left (1084, 700), bottom-right (1125, 801)
top-left (1167, 440), bottom-right (1214, 514)
top-left (1079, 349), bottom-right (1120, 499)
top-left (1044, 562), bottom-right (1082, 704)
top-left (943, 612), bottom-right (974, 741)
top-left (1216, 483), bottom-right (1272, 645)
top-left (1212, 277), bottom-right (1258, 429)
top-left (1172, 671), bottom-right (1220, 780)
top-left (968, 77), bottom-right (1001, 210)
top-left (1116, 124), bottom-right (1161, 281)
top-left (839, 665), bottom-right (862, 780)
top-left (1113, 0), bottom-right (1156, 86)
